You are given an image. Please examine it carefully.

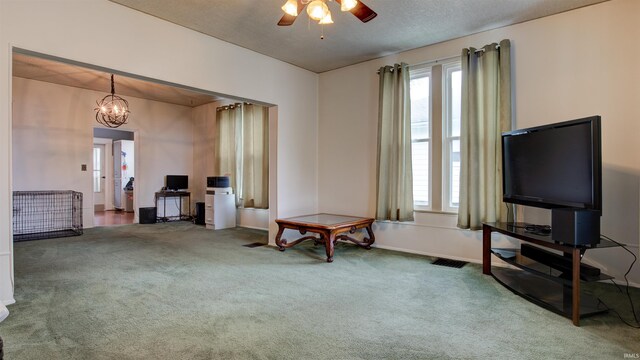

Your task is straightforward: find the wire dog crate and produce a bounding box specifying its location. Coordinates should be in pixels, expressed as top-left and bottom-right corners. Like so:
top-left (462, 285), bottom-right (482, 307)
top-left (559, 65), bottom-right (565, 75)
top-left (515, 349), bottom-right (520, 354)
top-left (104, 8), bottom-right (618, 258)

top-left (12, 191), bottom-right (83, 242)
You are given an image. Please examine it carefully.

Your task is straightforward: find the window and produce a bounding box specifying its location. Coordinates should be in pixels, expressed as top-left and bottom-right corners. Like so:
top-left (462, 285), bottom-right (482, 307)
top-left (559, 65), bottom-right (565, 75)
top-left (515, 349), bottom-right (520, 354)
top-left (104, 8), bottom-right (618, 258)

top-left (443, 63), bottom-right (462, 212)
top-left (410, 67), bottom-right (431, 210)
top-left (409, 60), bottom-right (462, 212)
top-left (93, 146), bottom-right (101, 193)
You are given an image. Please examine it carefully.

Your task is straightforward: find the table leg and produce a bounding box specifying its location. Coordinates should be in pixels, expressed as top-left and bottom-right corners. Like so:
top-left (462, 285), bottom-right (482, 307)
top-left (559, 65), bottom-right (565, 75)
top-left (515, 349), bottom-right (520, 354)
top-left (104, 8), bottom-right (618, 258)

top-left (324, 231), bottom-right (335, 263)
top-left (365, 224), bottom-right (375, 247)
top-left (275, 225), bottom-right (286, 251)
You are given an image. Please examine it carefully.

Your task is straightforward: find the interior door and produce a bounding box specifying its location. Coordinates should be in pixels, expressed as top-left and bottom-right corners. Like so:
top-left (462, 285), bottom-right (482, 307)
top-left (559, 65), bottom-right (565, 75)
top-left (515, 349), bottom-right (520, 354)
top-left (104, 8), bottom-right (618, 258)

top-left (93, 144), bottom-right (106, 211)
top-left (113, 140), bottom-right (122, 209)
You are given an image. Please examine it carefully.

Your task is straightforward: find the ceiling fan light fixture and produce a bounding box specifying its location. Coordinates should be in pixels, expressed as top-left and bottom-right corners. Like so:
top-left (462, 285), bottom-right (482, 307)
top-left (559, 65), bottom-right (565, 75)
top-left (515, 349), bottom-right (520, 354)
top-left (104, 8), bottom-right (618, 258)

top-left (281, 0), bottom-right (298, 16)
top-left (319, 12), bottom-right (333, 24)
top-left (307, 0), bottom-right (329, 21)
top-left (340, 0), bottom-right (358, 11)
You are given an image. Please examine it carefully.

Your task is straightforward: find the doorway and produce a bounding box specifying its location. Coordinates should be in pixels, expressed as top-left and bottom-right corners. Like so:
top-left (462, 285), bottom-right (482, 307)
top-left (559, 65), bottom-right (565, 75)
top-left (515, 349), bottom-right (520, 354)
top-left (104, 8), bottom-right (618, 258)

top-left (93, 129), bottom-right (135, 227)
top-left (93, 144), bottom-right (106, 211)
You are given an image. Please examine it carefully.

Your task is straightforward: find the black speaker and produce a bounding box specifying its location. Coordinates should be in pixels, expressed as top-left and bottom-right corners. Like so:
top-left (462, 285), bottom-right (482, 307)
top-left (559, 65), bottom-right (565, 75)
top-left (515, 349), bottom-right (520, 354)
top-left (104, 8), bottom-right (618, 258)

top-left (139, 207), bottom-right (157, 224)
top-left (551, 209), bottom-right (600, 245)
top-left (195, 202), bottom-right (205, 225)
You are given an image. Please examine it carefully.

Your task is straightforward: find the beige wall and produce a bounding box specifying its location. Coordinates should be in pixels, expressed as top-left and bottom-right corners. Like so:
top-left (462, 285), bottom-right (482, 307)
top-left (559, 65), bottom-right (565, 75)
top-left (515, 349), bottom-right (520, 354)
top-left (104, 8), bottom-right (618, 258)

top-left (318, 0), bottom-right (640, 285)
top-left (192, 101), bottom-right (270, 230)
top-left (192, 101), bottom-right (220, 205)
top-left (0, 0), bottom-right (319, 304)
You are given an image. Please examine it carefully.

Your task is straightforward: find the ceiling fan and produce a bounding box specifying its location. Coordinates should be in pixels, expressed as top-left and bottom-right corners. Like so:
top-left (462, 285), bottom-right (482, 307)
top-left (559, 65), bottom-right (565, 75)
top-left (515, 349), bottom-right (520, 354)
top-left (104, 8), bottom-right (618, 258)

top-left (278, 0), bottom-right (377, 26)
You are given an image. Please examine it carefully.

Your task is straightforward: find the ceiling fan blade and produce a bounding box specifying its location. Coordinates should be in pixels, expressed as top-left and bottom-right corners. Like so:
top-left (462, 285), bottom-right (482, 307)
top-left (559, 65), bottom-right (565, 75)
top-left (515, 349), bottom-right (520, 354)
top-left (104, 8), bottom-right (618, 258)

top-left (277, 13), bottom-right (298, 26)
top-left (277, 0), bottom-right (307, 26)
top-left (335, 0), bottom-right (378, 23)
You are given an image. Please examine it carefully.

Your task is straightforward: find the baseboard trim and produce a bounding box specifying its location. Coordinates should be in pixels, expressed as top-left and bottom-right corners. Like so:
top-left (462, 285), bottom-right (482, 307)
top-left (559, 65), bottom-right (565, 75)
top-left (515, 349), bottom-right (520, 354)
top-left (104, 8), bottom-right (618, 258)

top-left (372, 244), bottom-right (481, 265)
top-left (239, 225), bottom-right (268, 231)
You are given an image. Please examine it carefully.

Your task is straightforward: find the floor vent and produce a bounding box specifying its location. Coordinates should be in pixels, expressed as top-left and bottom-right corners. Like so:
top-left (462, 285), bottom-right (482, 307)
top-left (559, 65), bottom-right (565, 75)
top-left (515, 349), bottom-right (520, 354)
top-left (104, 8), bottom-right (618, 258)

top-left (243, 242), bottom-right (267, 248)
top-left (432, 258), bottom-right (468, 268)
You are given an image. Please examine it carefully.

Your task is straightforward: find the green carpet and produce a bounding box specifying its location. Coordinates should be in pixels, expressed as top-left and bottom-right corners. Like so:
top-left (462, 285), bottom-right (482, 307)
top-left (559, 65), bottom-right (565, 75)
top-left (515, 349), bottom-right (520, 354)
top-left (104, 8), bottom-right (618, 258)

top-left (0, 222), bottom-right (638, 359)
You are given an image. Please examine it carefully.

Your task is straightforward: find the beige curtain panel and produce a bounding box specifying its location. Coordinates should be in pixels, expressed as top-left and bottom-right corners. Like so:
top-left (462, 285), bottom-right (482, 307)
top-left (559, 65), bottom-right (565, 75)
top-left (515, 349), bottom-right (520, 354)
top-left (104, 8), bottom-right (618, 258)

top-left (215, 103), bottom-right (269, 209)
top-left (241, 104), bottom-right (269, 209)
top-left (215, 104), bottom-right (243, 205)
top-left (376, 63), bottom-right (414, 222)
top-left (457, 39), bottom-right (512, 230)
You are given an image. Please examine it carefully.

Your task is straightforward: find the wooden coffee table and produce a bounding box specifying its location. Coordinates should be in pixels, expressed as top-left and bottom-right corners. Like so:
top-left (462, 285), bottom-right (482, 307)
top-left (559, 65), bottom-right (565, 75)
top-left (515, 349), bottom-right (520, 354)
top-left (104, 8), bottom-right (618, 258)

top-left (275, 213), bottom-right (375, 262)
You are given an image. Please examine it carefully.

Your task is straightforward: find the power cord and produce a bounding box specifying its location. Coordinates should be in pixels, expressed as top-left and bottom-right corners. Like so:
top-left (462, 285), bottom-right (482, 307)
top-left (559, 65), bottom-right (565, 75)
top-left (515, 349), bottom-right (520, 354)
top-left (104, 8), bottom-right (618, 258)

top-left (597, 234), bottom-right (639, 329)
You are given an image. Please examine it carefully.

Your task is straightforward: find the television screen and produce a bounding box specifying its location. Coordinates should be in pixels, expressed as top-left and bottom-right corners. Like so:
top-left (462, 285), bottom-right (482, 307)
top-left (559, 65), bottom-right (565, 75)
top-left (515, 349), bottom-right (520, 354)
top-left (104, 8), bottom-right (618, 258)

top-left (166, 175), bottom-right (188, 191)
top-left (502, 116), bottom-right (601, 211)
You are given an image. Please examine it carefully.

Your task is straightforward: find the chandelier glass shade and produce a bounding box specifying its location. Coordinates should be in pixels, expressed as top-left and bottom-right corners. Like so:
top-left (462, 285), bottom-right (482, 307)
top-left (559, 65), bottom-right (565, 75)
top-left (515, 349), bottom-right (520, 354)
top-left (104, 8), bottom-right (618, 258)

top-left (307, 0), bottom-right (329, 21)
top-left (341, 0), bottom-right (358, 11)
top-left (281, 0), bottom-right (298, 16)
top-left (319, 11), bottom-right (333, 24)
top-left (95, 74), bottom-right (130, 128)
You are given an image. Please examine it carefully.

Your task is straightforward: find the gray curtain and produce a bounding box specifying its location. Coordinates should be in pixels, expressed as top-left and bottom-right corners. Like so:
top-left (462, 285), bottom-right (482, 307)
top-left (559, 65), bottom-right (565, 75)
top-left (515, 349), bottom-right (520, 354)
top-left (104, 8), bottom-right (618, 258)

top-left (457, 39), bottom-right (512, 230)
top-left (376, 63), bottom-right (414, 222)
top-left (241, 104), bottom-right (269, 209)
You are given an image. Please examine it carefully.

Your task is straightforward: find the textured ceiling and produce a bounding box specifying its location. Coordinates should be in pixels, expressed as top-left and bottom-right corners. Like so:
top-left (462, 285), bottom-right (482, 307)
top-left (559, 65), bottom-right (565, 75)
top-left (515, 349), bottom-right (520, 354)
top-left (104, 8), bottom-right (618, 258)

top-left (12, 53), bottom-right (223, 107)
top-left (108, 0), bottom-right (608, 73)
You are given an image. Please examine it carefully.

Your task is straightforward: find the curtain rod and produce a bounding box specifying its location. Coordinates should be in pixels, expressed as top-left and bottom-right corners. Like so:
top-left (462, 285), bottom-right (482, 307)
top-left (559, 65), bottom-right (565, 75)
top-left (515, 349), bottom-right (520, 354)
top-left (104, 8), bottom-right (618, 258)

top-left (378, 43), bottom-right (502, 74)
top-left (409, 54), bottom-right (459, 69)
top-left (376, 54), bottom-right (458, 74)
top-left (412, 45), bottom-right (499, 68)
top-left (216, 102), bottom-right (254, 112)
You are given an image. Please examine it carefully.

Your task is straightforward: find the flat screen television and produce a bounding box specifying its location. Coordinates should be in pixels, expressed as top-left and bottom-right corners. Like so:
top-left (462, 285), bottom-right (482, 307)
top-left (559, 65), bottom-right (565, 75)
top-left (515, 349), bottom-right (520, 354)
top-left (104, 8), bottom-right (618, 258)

top-left (502, 116), bottom-right (602, 212)
top-left (166, 175), bottom-right (188, 191)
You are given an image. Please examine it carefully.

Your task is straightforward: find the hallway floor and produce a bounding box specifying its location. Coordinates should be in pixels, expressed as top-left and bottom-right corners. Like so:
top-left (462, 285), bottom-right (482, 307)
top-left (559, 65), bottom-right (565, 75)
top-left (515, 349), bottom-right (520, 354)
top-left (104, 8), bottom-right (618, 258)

top-left (94, 210), bottom-right (134, 226)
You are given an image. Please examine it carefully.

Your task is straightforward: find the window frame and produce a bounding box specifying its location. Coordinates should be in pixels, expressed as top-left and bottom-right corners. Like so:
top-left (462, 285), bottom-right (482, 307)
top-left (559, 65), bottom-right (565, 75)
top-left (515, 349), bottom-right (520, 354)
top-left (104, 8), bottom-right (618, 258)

top-left (408, 59), bottom-right (462, 214)
top-left (442, 61), bottom-right (462, 213)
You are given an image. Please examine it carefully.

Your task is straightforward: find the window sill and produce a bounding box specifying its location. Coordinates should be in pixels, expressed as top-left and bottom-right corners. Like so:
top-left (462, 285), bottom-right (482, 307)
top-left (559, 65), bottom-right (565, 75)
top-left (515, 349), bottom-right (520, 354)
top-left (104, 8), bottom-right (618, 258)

top-left (375, 211), bottom-right (465, 231)
top-left (414, 209), bottom-right (457, 215)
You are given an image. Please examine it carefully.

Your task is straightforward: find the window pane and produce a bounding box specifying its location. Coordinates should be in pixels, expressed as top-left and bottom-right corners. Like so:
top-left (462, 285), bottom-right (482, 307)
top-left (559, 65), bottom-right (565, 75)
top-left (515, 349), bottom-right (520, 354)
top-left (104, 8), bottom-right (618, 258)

top-left (410, 71), bottom-right (430, 209)
top-left (450, 139), bottom-right (460, 206)
top-left (450, 70), bottom-right (462, 137)
top-left (410, 75), bottom-right (430, 140)
top-left (412, 141), bottom-right (429, 205)
top-left (93, 147), bottom-right (101, 193)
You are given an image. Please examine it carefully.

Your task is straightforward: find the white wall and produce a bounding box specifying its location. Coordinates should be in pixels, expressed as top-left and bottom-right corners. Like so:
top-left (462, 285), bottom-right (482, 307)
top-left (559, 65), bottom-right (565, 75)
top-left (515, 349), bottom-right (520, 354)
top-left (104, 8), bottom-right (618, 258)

top-left (0, 0), bottom-right (319, 304)
top-left (318, 0), bottom-right (640, 286)
top-left (12, 77), bottom-right (195, 227)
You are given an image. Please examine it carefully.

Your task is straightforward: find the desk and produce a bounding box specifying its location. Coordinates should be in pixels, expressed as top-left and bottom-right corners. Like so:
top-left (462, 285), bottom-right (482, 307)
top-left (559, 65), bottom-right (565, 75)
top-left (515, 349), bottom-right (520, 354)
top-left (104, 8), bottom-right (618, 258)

top-left (155, 191), bottom-right (191, 222)
top-left (275, 214), bottom-right (375, 262)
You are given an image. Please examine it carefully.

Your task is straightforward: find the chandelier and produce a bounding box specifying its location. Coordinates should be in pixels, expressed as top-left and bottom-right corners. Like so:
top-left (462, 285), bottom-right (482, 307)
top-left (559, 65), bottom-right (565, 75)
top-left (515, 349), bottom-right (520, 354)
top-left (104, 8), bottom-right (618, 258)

top-left (95, 74), bottom-right (130, 128)
top-left (281, 0), bottom-right (359, 25)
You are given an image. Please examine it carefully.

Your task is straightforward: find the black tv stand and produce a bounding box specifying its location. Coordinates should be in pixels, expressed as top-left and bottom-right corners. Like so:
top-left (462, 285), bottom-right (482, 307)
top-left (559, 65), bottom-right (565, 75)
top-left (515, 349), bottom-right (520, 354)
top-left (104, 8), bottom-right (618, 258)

top-left (483, 222), bottom-right (618, 326)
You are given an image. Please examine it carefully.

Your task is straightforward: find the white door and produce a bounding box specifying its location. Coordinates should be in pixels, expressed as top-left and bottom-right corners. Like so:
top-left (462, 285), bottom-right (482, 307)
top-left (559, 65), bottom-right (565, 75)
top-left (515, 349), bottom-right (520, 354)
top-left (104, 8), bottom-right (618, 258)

top-left (113, 140), bottom-right (122, 209)
top-left (93, 144), bottom-right (106, 211)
